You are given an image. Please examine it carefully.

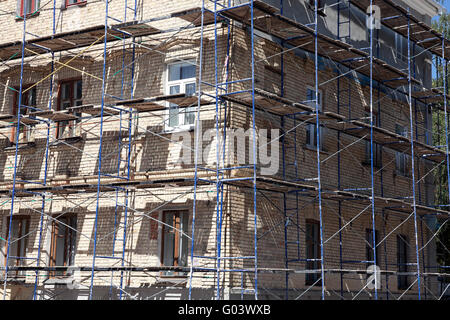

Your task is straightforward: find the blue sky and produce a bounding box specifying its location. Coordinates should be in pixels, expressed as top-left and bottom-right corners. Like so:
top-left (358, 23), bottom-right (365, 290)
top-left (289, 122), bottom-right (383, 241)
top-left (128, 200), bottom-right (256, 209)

top-left (442, 0), bottom-right (450, 13)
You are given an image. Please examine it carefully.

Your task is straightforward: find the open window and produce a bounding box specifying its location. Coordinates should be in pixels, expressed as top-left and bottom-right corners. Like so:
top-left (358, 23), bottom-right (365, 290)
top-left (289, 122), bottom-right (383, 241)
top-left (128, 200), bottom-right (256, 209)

top-left (57, 79), bottom-right (82, 140)
top-left (4, 216), bottom-right (30, 278)
top-left (49, 214), bottom-right (77, 278)
top-left (11, 86), bottom-right (36, 146)
top-left (165, 62), bottom-right (197, 132)
top-left (160, 210), bottom-right (189, 277)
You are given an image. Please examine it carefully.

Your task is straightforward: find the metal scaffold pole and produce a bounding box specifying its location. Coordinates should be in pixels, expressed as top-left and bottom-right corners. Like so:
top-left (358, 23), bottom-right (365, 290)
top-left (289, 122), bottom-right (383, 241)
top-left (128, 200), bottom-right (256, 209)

top-left (407, 7), bottom-right (422, 300)
top-left (369, 0), bottom-right (379, 300)
top-left (314, 0), bottom-right (326, 300)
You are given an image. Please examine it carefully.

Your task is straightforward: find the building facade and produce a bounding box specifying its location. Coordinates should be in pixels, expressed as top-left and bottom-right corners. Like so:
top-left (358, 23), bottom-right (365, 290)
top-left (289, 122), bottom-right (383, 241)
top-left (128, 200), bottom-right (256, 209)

top-left (0, 0), bottom-right (447, 300)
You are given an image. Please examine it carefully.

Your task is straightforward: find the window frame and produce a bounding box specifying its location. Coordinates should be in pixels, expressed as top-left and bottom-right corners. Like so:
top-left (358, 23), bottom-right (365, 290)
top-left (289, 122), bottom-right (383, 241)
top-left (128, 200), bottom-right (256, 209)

top-left (305, 219), bottom-right (321, 286)
top-left (11, 85), bottom-right (37, 145)
top-left (56, 78), bottom-right (83, 140)
top-left (308, 0), bottom-right (326, 16)
top-left (159, 210), bottom-right (189, 277)
top-left (18, 0), bottom-right (40, 18)
top-left (165, 61), bottom-right (197, 132)
top-left (305, 87), bottom-right (324, 150)
top-left (49, 214), bottom-right (77, 278)
top-left (395, 33), bottom-right (405, 62)
top-left (395, 124), bottom-right (408, 176)
top-left (364, 112), bottom-right (382, 167)
top-left (65, 0), bottom-right (87, 8)
top-left (4, 215), bottom-right (30, 278)
top-left (365, 228), bottom-right (379, 267)
top-left (397, 234), bottom-right (409, 290)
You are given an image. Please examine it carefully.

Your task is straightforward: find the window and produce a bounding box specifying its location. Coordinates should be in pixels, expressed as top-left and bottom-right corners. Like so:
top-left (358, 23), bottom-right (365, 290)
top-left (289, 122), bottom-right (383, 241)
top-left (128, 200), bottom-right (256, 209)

top-left (18, 0), bottom-right (39, 17)
top-left (11, 86), bottom-right (36, 145)
top-left (160, 210), bottom-right (189, 276)
top-left (397, 234), bottom-right (409, 290)
top-left (66, 0), bottom-right (86, 7)
top-left (395, 33), bottom-right (405, 62)
top-left (364, 113), bottom-right (381, 167)
top-left (425, 107), bottom-right (433, 145)
top-left (395, 124), bottom-right (408, 176)
top-left (308, 0), bottom-right (326, 16)
top-left (305, 87), bottom-right (324, 150)
top-left (49, 215), bottom-right (77, 278)
top-left (57, 79), bottom-right (82, 139)
top-left (4, 216), bottom-right (29, 278)
top-left (166, 62), bottom-right (196, 131)
top-left (365, 228), bottom-right (379, 267)
top-left (305, 220), bottom-right (321, 286)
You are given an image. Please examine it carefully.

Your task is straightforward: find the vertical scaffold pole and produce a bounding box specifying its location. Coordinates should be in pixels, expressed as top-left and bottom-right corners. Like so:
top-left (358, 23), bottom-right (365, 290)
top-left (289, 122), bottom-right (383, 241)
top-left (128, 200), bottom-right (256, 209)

top-left (407, 8), bottom-right (421, 299)
top-left (3, 9), bottom-right (27, 301)
top-left (188, 0), bottom-right (206, 301)
top-left (369, 0), bottom-right (378, 300)
top-left (33, 0), bottom-right (57, 300)
top-left (442, 27), bottom-right (450, 300)
top-left (314, 0), bottom-right (325, 300)
top-left (213, 0), bottom-right (224, 299)
top-left (250, 0), bottom-right (259, 300)
top-left (89, 0), bottom-right (109, 300)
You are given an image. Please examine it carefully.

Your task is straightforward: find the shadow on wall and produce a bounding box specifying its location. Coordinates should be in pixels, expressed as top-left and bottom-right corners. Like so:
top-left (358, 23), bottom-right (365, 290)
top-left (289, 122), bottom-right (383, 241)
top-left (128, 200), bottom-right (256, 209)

top-left (0, 139), bottom-right (9, 181)
top-left (94, 130), bottom-right (129, 176)
top-left (16, 138), bottom-right (48, 181)
top-left (139, 125), bottom-right (172, 172)
top-left (54, 136), bottom-right (86, 178)
top-left (87, 206), bottom-right (123, 256)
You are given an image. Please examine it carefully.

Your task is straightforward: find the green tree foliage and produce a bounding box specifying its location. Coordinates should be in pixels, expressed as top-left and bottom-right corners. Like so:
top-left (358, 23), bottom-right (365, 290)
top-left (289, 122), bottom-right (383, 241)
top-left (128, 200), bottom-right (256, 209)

top-left (430, 2), bottom-right (450, 271)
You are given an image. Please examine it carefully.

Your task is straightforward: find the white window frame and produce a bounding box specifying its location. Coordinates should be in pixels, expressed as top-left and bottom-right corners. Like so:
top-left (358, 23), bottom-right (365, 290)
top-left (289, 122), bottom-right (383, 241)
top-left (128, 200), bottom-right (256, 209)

top-left (306, 86), bottom-right (324, 150)
top-left (165, 61), bottom-right (197, 132)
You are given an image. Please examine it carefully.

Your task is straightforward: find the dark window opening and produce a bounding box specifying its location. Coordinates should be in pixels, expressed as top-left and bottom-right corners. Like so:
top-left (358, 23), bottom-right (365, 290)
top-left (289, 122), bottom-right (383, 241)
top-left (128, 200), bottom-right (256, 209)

top-left (308, 0), bottom-right (326, 16)
top-left (49, 215), bottom-right (77, 278)
top-left (4, 216), bottom-right (30, 278)
top-left (57, 79), bottom-right (82, 139)
top-left (160, 210), bottom-right (189, 277)
top-left (366, 228), bottom-right (379, 266)
top-left (305, 220), bottom-right (321, 286)
top-left (11, 86), bottom-right (37, 145)
top-left (397, 234), bottom-right (409, 290)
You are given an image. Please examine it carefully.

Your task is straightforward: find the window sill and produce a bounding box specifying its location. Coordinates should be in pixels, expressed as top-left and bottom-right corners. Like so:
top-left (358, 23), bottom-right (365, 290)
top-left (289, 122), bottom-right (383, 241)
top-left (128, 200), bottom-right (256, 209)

top-left (50, 136), bottom-right (83, 149)
top-left (361, 161), bottom-right (382, 169)
top-left (4, 142), bottom-right (36, 154)
top-left (162, 126), bottom-right (195, 135)
top-left (154, 275), bottom-right (188, 287)
top-left (63, 1), bottom-right (88, 10)
top-left (15, 12), bottom-right (40, 21)
top-left (394, 170), bottom-right (410, 178)
top-left (304, 144), bottom-right (328, 155)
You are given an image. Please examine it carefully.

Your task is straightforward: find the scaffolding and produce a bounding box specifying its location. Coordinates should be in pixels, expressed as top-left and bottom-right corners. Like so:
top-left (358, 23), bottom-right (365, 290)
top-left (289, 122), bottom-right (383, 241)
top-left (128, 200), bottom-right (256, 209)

top-left (0, 0), bottom-right (448, 300)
